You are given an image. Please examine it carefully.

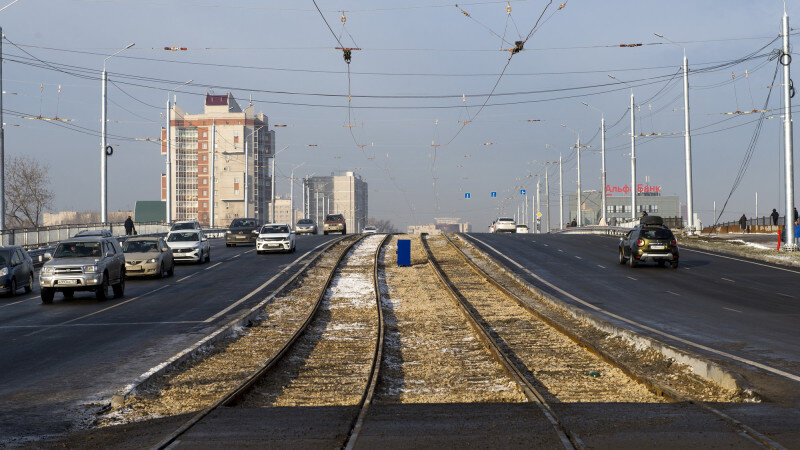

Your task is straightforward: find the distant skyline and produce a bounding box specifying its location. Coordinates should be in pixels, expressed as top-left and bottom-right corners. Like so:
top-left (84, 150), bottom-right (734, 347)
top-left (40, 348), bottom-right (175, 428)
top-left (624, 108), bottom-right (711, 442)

top-left (1, 1), bottom-right (797, 229)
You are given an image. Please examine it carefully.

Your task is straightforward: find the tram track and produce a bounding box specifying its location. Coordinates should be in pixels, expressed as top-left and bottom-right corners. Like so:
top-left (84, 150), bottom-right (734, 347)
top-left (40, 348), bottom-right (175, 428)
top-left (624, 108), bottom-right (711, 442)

top-left (150, 234), bottom-right (389, 449)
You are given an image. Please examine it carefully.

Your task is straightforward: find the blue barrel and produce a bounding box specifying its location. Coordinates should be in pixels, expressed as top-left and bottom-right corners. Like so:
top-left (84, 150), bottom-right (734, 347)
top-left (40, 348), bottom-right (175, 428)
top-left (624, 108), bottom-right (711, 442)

top-left (396, 239), bottom-right (411, 267)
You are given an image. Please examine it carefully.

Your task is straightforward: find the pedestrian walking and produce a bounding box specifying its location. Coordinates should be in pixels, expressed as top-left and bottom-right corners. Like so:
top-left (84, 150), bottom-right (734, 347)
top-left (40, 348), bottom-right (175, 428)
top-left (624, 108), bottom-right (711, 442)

top-left (771, 208), bottom-right (780, 225)
top-left (794, 207), bottom-right (798, 223)
top-left (124, 216), bottom-right (136, 236)
top-left (739, 213), bottom-right (748, 233)
top-left (570, 218), bottom-right (577, 227)
top-left (795, 220), bottom-right (800, 240)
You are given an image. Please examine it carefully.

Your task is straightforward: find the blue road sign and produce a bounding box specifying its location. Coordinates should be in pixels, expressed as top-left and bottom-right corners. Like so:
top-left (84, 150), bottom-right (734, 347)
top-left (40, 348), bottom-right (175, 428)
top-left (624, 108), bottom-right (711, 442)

top-left (490, 192), bottom-right (497, 198)
top-left (465, 193), bottom-right (471, 199)
top-left (520, 189), bottom-right (526, 195)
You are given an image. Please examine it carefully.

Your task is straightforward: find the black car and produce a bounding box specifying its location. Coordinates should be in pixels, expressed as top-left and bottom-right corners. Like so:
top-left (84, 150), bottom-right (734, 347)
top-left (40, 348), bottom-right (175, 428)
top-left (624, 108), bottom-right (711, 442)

top-left (0, 246), bottom-right (35, 296)
top-left (618, 216), bottom-right (679, 268)
top-left (225, 218), bottom-right (260, 246)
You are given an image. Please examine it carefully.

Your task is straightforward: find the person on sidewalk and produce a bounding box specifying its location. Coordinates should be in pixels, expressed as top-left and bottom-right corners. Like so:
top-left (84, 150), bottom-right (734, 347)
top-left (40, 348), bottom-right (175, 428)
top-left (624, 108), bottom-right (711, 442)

top-left (739, 213), bottom-right (748, 233)
top-left (124, 216), bottom-right (136, 236)
top-left (794, 207), bottom-right (798, 223)
top-left (771, 208), bottom-right (780, 226)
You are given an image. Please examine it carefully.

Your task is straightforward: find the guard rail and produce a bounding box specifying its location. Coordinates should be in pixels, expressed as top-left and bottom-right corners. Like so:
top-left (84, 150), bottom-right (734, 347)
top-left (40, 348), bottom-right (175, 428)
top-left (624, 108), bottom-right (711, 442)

top-left (554, 225), bottom-right (632, 237)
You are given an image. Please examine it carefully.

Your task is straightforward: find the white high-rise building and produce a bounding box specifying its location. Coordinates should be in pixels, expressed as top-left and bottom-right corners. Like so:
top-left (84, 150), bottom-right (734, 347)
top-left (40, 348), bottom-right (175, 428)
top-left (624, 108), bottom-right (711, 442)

top-left (304, 171), bottom-right (368, 233)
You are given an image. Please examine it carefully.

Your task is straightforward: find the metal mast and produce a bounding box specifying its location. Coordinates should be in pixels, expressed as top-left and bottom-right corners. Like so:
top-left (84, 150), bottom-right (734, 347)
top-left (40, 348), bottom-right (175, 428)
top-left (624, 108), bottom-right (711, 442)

top-left (783, 11), bottom-right (796, 250)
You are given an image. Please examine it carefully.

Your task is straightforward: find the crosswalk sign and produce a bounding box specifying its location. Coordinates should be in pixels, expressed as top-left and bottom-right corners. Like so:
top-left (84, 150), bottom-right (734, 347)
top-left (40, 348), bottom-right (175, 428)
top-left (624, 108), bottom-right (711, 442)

top-left (465, 193), bottom-right (471, 199)
top-left (520, 189), bottom-right (526, 195)
top-left (491, 192), bottom-right (497, 198)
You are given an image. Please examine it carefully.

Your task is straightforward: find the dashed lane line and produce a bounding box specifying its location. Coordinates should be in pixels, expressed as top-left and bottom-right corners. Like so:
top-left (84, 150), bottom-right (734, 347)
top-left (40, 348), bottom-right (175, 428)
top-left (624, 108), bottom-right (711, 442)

top-left (203, 240), bottom-right (332, 324)
top-left (666, 290), bottom-right (681, 296)
top-left (466, 234), bottom-right (800, 384)
top-left (723, 307), bottom-right (743, 313)
top-left (204, 262), bottom-right (222, 271)
top-left (0, 295), bottom-right (39, 308)
top-left (777, 293), bottom-right (794, 298)
top-left (683, 247), bottom-right (800, 275)
top-left (1, 320), bottom-right (205, 330)
top-left (627, 276), bottom-right (637, 281)
top-left (24, 286), bottom-right (170, 337)
top-left (721, 277), bottom-right (735, 283)
top-left (575, 256), bottom-right (582, 260)
top-left (597, 265), bottom-right (607, 269)
top-left (176, 273), bottom-right (197, 283)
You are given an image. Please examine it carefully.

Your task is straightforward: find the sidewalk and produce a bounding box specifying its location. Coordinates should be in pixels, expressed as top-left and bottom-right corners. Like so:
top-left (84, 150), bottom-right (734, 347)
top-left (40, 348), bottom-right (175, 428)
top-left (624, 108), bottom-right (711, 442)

top-left (679, 232), bottom-right (800, 268)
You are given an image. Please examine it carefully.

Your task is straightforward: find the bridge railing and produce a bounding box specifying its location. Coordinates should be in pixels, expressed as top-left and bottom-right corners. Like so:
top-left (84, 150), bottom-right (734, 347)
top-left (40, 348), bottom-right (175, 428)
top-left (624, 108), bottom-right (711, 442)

top-left (554, 225), bottom-right (632, 237)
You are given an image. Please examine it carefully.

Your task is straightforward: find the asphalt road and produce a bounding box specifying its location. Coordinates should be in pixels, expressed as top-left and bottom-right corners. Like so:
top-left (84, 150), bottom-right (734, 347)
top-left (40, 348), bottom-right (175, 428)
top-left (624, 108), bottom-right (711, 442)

top-left (0, 234), bottom-right (338, 446)
top-left (464, 233), bottom-right (800, 393)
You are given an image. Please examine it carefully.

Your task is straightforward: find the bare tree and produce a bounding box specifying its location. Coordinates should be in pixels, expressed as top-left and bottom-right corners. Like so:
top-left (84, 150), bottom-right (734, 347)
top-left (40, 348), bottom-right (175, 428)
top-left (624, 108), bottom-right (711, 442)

top-left (5, 155), bottom-right (54, 228)
top-left (368, 218), bottom-right (397, 233)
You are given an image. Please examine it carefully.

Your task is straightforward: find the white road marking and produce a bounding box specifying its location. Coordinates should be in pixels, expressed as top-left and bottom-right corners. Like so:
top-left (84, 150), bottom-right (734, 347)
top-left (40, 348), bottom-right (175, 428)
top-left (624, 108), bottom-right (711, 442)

top-left (597, 265), bottom-right (607, 269)
top-left (176, 273), bottom-right (197, 283)
top-left (723, 307), bottom-right (742, 313)
top-left (721, 277), bottom-right (735, 283)
top-left (467, 234), bottom-right (800, 384)
top-left (25, 286), bottom-right (170, 337)
top-left (626, 276), bottom-right (637, 281)
top-left (0, 295), bottom-right (39, 308)
top-left (558, 249), bottom-right (564, 253)
top-left (575, 256), bottom-right (582, 260)
top-left (666, 290), bottom-right (680, 296)
top-left (683, 247), bottom-right (800, 274)
top-left (777, 293), bottom-right (794, 298)
top-left (1, 320), bottom-right (205, 330)
top-left (203, 240), bottom-right (332, 323)
top-left (204, 262), bottom-right (222, 271)
top-left (543, 244), bottom-right (549, 247)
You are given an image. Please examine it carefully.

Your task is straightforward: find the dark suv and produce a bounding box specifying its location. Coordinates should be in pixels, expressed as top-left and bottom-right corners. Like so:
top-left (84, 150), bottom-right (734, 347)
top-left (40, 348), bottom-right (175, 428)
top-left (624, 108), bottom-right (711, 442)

top-left (618, 216), bottom-right (679, 268)
top-left (323, 214), bottom-right (346, 235)
top-left (226, 218), bottom-right (260, 246)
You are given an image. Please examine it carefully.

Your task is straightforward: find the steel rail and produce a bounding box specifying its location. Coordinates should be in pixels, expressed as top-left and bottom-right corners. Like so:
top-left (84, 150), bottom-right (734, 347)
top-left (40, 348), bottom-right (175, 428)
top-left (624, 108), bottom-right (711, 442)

top-left (152, 234), bottom-right (365, 450)
top-left (455, 232), bottom-right (785, 450)
top-left (420, 234), bottom-right (581, 450)
top-left (342, 233), bottom-right (391, 450)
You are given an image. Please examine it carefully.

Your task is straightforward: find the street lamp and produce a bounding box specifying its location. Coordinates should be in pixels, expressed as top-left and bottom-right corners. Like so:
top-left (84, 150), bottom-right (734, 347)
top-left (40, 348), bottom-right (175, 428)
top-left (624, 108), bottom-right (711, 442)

top-left (100, 42), bottom-right (134, 224)
top-left (164, 79), bottom-right (192, 224)
top-left (582, 101), bottom-right (607, 225)
top-left (609, 73), bottom-right (637, 220)
top-left (655, 32), bottom-right (695, 233)
top-left (289, 161), bottom-right (306, 228)
top-left (271, 145), bottom-right (290, 221)
top-left (561, 123), bottom-right (584, 226)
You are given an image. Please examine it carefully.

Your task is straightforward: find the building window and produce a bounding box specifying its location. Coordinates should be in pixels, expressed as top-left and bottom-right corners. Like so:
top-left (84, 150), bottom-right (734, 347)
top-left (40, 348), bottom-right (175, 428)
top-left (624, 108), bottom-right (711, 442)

top-left (233, 130), bottom-right (239, 137)
top-left (201, 154), bottom-right (208, 161)
top-left (202, 167), bottom-right (208, 173)
top-left (202, 201), bottom-right (208, 208)
top-left (202, 131), bottom-right (208, 138)
top-left (234, 189), bottom-right (241, 195)
top-left (202, 178), bottom-right (208, 185)
top-left (202, 142), bottom-right (208, 149)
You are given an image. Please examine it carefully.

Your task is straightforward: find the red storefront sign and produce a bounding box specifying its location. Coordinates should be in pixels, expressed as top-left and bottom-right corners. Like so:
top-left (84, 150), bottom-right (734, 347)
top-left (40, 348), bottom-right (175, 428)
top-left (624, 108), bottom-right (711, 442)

top-left (605, 184), bottom-right (662, 196)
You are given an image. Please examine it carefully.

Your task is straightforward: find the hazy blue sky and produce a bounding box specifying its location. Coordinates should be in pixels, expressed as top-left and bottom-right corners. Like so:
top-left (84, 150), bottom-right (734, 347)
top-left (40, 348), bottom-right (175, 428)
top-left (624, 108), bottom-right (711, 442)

top-left (1, 0), bottom-right (797, 229)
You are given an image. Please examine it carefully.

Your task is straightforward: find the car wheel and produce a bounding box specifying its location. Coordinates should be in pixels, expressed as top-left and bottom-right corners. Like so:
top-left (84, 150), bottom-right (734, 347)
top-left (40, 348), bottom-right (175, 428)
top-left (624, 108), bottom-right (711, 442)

top-left (670, 261), bottom-right (679, 269)
top-left (324, 231), bottom-right (328, 235)
top-left (206, 250), bottom-right (211, 263)
top-left (8, 278), bottom-right (16, 296)
top-left (24, 273), bottom-right (34, 293)
top-left (96, 275), bottom-right (110, 301)
top-left (167, 262), bottom-right (175, 277)
top-left (41, 288), bottom-right (54, 304)
top-left (113, 276), bottom-right (125, 298)
top-left (628, 256), bottom-right (638, 268)
top-left (158, 262), bottom-right (165, 279)
top-left (618, 250), bottom-right (627, 264)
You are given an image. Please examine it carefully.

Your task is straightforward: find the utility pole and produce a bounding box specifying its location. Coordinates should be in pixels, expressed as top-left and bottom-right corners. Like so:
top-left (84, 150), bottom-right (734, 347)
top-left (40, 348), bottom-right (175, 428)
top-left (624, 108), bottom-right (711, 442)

top-left (559, 154), bottom-right (563, 229)
top-left (536, 180), bottom-right (541, 233)
top-left (575, 135), bottom-right (582, 227)
top-left (545, 168), bottom-right (550, 232)
top-left (630, 92), bottom-right (637, 220)
top-left (210, 122), bottom-right (215, 227)
top-left (0, 26), bottom-right (5, 232)
top-left (713, 201), bottom-right (717, 226)
top-left (783, 10), bottom-right (796, 250)
top-left (756, 191), bottom-right (759, 221)
top-left (601, 115), bottom-right (606, 225)
top-left (165, 95), bottom-right (171, 224)
top-left (682, 52), bottom-right (694, 233)
top-left (244, 140), bottom-right (249, 217)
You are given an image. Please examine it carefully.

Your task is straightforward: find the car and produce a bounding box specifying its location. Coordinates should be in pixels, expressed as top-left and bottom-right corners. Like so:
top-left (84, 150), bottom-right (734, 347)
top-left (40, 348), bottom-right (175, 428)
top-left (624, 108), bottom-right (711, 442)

top-left (122, 236), bottom-right (175, 278)
top-left (362, 226), bottom-right (378, 234)
top-left (494, 217), bottom-right (517, 233)
top-left (0, 246), bottom-right (35, 296)
top-left (170, 220), bottom-right (201, 232)
top-left (166, 230), bottom-right (211, 264)
top-left (39, 236), bottom-right (126, 303)
top-left (75, 229), bottom-right (113, 237)
top-left (256, 223), bottom-right (296, 254)
top-left (618, 216), bottom-right (679, 268)
top-left (323, 214), bottom-right (346, 235)
top-left (515, 224), bottom-right (529, 234)
top-left (489, 222), bottom-right (496, 233)
top-left (225, 217), bottom-right (260, 246)
top-left (295, 218), bottom-right (318, 235)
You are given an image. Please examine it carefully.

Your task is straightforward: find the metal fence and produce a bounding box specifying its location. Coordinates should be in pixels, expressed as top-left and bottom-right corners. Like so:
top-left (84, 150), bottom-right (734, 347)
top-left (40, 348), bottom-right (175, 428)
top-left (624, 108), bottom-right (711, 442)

top-left (715, 216), bottom-right (785, 228)
top-left (1, 222), bottom-right (171, 249)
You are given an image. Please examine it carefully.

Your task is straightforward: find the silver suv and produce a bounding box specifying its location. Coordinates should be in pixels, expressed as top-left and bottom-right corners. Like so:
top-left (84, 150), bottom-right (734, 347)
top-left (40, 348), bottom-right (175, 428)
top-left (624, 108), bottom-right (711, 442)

top-left (39, 237), bottom-right (126, 303)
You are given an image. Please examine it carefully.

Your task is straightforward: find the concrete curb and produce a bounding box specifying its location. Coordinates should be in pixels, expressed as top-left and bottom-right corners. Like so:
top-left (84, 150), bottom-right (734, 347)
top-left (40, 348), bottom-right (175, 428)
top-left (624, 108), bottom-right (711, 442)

top-left (109, 237), bottom-right (347, 409)
top-left (458, 234), bottom-right (748, 393)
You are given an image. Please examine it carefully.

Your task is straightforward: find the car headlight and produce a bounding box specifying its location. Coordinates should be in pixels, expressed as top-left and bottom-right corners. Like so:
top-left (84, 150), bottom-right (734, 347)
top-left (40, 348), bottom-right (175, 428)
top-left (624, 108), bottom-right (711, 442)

top-left (0, 267), bottom-right (7, 277)
top-left (226, 230), bottom-right (231, 234)
top-left (83, 265), bottom-right (99, 274)
top-left (146, 258), bottom-right (157, 263)
top-left (41, 266), bottom-right (54, 275)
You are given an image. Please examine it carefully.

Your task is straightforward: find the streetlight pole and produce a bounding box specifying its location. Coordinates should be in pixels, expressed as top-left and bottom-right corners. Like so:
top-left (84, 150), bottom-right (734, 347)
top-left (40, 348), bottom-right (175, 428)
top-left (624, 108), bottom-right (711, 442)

top-left (270, 145), bottom-right (289, 222)
top-left (559, 153), bottom-right (563, 229)
top-left (0, 26), bottom-right (5, 232)
top-left (545, 167), bottom-right (550, 232)
top-left (164, 79), bottom-right (192, 224)
top-left (100, 42), bottom-right (134, 224)
top-left (655, 33), bottom-right (694, 233)
top-left (289, 162), bottom-right (305, 229)
top-left (782, 10), bottom-right (796, 250)
top-left (582, 101), bottom-right (607, 225)
top-left (609, 74), bottom-right (637, 220)
top-left (561, 124), bottom-right (584, 226)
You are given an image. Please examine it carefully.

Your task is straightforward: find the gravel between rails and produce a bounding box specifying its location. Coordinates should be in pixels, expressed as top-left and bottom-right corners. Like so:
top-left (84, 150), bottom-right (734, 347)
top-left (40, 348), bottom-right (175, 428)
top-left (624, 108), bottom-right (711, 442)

top-left (452, 235), bottom-right (743, 403)
top-left (239, 234), bottom-right (385, 407)
top-left (428, 235), bottom-right (665, 404)
top-left (374, 235), bottom-right (526, 404)
top-left (99, 237), bottom-right (360, 425)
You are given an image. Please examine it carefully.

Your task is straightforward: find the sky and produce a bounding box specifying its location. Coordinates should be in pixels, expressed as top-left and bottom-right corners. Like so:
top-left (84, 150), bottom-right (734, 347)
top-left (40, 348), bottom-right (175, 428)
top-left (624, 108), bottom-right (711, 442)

top-left (1, 0), bottom-right (798, 230)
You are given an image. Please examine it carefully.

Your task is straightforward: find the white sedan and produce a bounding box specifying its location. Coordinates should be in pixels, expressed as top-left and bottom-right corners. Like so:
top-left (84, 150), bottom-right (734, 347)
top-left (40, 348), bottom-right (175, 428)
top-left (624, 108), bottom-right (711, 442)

top-left (256, 224), bottom-right (296, 254)
top-left (494, 217), bottom-right (517, 233)
top-left (166, 231), bottom-right (211, 263)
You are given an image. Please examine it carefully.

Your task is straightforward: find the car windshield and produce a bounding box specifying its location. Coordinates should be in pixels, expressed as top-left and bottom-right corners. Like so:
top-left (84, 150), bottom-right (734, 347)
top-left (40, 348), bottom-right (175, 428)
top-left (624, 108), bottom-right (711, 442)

top-left (499, 218), bottom-right (514, 222)
top-left (641, 228), bottom-right (673, 239)
top-left (171, 223), bottom-right (197, 230)
top-left (0, 250), bottom-right (8, 265)
top-left (298, 219), bottom-right (312, 224)
top-left (231, 219), bottom-right (258, 227)
top-left (261, 225), bottom-right (289, 234)
top-left (325, 215), bottom-right (343, 221)
top-left (167, 232), bottom-right (200, 242)
top-left (122, 240), bottom-right (159, 253)
top-left (54, 242), bottom-right (102, 258)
